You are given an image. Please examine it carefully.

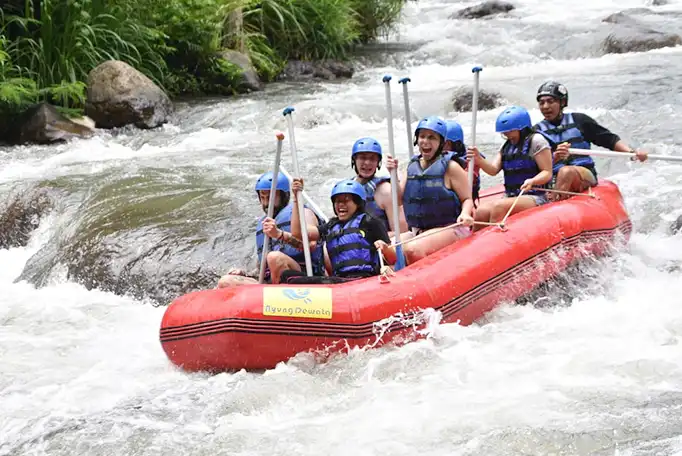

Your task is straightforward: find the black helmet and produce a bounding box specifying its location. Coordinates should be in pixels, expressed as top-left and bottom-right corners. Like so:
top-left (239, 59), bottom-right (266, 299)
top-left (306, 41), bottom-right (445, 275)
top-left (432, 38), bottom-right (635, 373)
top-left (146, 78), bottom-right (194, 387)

top-left (536, 81), bottom-right (568, 108)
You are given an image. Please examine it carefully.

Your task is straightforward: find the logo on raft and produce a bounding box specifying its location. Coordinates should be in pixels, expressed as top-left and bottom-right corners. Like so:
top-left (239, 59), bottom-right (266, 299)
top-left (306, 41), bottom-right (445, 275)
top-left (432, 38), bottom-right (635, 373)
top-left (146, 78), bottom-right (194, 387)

top-left (262, 287), bottom-right (333, 319)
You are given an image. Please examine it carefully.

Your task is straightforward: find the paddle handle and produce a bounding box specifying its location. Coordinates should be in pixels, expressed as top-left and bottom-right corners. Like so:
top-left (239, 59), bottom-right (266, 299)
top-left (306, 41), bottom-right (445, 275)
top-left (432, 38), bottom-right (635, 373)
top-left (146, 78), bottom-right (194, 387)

top-left (283, 107), bottom-right (313, 276)
top-left (278, 166), bottom-right (329, 222)
top-left (258, 133), bottom-right (285, 283)
top-left (469, 66), bottom-right (482, 190)
top-left (383, 75), bottom-right (402, 247)
top-left (399, 77), bottom-right (414, 158)
top-left (568, 148), bottom-right (682, 162)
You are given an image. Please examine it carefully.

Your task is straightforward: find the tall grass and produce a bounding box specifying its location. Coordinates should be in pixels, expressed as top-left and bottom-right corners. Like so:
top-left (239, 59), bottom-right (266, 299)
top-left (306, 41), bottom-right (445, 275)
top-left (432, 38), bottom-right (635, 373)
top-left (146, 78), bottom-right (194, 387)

top-left (0, 0), bottom-right (409, 118)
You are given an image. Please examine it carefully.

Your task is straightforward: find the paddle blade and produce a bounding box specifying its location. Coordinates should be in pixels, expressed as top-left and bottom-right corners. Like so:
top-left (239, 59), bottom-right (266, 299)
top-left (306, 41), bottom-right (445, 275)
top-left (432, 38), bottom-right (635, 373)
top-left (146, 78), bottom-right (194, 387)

top-left (394, 245), bottom-right (407, 271)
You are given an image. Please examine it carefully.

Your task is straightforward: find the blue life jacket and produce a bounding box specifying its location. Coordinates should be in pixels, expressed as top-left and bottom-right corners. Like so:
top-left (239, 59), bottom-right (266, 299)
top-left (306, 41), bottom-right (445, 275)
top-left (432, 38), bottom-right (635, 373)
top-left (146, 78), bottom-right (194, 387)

top-left (449, 146), bottom-right (481, 201)
top-left (325, 212), bottom-right (379, 277)
top-left (535, 113), bottom-right (597, 176)
top-left (355, 175), bottom-right (390, 230)
top-left (403, 151), bottom-right (462, 231)
top-left (256, 204), bottom-right (324, 277)
top-left (501, 134), bottom-right (547, 197)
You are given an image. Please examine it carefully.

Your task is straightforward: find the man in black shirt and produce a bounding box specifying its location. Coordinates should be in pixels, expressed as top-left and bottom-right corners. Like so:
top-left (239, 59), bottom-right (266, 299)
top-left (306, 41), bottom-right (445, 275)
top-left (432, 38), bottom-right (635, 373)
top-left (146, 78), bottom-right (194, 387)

top-left (534, 81), bottom-right (648, 200)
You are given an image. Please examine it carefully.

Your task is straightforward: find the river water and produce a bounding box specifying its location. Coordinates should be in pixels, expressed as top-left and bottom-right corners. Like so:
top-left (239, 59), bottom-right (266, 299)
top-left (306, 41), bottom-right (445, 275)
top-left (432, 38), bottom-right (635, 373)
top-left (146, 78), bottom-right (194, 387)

top-left (2, 0), bottom-right (682, 454)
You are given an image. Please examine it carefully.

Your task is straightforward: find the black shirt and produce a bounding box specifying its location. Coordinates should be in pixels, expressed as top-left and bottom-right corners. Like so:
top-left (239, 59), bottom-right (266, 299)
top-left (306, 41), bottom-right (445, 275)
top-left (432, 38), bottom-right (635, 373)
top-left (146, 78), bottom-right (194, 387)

top-left (542, 112), bottom-right (621, 150)
top-left (319, 212), bottom-right (390, 246)
top-left (318, 212), bottom-right (390, 277)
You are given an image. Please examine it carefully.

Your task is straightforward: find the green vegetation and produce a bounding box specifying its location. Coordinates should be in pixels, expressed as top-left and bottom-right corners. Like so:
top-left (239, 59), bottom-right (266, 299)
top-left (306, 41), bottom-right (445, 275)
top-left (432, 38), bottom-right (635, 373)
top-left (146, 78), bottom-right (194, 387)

top-left (0, 0), bottom-right (409, 118)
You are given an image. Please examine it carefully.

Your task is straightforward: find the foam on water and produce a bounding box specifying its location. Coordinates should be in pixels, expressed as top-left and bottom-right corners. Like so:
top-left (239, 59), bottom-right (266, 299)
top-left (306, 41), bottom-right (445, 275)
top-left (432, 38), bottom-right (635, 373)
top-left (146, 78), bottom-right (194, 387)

top-left (2, 0), bottom-right (682, 454)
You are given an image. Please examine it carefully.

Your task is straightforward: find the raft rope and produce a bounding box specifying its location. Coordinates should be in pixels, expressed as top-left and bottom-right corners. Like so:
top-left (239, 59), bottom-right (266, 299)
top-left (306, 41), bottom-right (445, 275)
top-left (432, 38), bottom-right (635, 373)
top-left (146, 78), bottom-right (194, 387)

top-left (376, 186), bottom-right (593, 278)
top-left (532, 187), bottom-right (596, 198)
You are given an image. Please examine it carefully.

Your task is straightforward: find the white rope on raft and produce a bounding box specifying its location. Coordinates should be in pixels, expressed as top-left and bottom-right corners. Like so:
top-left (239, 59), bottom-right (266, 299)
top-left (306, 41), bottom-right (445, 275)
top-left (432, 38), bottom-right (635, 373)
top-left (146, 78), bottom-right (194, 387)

top-left (375, 186), bottom-right (598, 279)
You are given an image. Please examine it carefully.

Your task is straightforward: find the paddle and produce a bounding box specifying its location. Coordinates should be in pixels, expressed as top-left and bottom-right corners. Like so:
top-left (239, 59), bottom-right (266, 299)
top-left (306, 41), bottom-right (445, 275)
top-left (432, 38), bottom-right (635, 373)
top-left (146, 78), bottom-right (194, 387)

top-left (278, 166), bottom-right (329, 222)
top-left (398, 77), bottom-right (415, 158)
top-left (382, 74), bottom-right (407, 271)
top-left (283, 106), bottom-right (313, 276)
top-left (469, 66), bottom-right (483, 191)
top-left (258, 132), bottom-right (285, 284)
top-left (568, 148), bottom-right (682, 162)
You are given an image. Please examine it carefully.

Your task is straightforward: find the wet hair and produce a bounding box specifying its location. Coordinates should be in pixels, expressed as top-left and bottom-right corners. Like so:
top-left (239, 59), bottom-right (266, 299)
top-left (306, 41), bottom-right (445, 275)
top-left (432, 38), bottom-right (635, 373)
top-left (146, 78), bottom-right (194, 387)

top-left (517, 126), bottom-right (534, 145)
top-left (444, 140), bottom-right (466, 155)
top-left (279, 190), bottom-right (291, 208)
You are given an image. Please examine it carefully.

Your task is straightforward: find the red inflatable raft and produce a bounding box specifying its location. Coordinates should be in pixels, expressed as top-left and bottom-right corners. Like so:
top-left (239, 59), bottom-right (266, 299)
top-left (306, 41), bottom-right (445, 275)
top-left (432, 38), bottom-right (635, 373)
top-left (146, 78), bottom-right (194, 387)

top-left (160, 180), bottom-right (632, 372)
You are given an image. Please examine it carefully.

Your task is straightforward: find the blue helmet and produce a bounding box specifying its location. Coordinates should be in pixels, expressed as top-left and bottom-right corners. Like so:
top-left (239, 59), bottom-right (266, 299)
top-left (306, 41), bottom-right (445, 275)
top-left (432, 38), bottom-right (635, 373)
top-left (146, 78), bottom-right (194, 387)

top-left (445, 120), bottom-right (464, 143)
top-left (351, 137), bottom-right (382, 159)
top-left (495, 106), bottom-right (532, 133)
top-left (414, 115), bottom-right (448, 139)
top-left (255, 171), bottom-right (290, 193)
top-left (330, 179), bottom-right (366, 202)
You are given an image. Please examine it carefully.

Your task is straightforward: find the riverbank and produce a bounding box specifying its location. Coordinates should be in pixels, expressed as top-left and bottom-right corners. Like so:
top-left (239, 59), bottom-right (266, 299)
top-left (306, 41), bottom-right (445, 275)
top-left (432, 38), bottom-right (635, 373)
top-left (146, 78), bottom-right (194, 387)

top-left (0, 0), bottom-right (409, 123)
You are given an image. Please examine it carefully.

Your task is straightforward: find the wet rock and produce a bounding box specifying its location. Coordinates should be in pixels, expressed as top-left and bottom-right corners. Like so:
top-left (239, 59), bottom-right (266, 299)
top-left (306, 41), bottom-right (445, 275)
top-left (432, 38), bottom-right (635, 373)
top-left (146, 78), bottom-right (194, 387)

top-left (278, 60), bottom-right (354, 81)
top-left (219, 49), bottom-right (263, 92)
top-left (17, 174), bottom-right (248, 305)
top-left (602, 9), bottom-right (654, 25)
top-left (671, 215), bottom-right (682, 235)
top-left (85, 60), bottom-right (173, 129)
top-left (1, 103), bottom-right (95, 145)
top-left (600, 10), bottom-right (682, 54)
top-left (0, 187), bottom-right (54, 249)
top-left (602, 28), bottom-right (681, 54)
top-left (451, 1), bottom-right (515, 19)
top-left (451, 86), bottom-right (505, 112)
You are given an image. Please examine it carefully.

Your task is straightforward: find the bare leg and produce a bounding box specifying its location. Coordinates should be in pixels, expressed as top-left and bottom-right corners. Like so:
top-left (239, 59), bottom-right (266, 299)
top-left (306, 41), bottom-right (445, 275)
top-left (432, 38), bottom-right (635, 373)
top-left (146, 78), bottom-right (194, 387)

top-left (488, 196), bottom-right (541, 223)
top-left (473, 203), bottom-right (493, 232)
top-left (401, 225), bottom-right (470, 264)
top-left (266, 251), bottom-right (302, 284)
top-left (217, 274), bottom-right (258, 288)
top-left (379, 230), bottom-right (416, 264)
top-left (552, 166), bottom-right (594, 201)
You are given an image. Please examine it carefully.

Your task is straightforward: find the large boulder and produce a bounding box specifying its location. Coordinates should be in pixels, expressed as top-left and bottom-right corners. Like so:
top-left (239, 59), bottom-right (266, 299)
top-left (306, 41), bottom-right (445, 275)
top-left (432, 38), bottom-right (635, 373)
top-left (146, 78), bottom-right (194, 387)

top-left (1, 103), bottom-right (95, 145)
top-left (451, 1), bottom-right (515, 19)
top-left (278, 60), bottom-right (354, 81)
top-left (16, 174), bottom-right (248, 305)
top-left (602, 28), bottom-right (681, 54)
top-left (600, 9), bottom-right (682, 54)
top-left (671, 214), bottom-right (682, 235)
top-left (85, 60), bottom-right (173, 129)
top-left (451, 86), bottom-right (504, 112)
top-left (219, 50), bottom-right (263, 92)
top-left (0, 186), bottom-right (55, 250)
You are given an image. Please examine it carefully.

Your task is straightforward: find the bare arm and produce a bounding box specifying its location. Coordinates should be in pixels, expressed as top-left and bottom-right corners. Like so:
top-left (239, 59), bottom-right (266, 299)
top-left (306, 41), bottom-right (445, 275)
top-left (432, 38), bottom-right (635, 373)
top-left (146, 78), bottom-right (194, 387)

top-left (373, 181), bottom-right (408, 233)
top-left (447, 162), bottom-right (474, 221)
top-left (532, 147), bottom-right (553, 186)
top-left (384, 156), bottom-right (407, 205)
top-left (468, 146), bottom-right (502, 176)
top-left (290, 178), bottom-right (321, 242)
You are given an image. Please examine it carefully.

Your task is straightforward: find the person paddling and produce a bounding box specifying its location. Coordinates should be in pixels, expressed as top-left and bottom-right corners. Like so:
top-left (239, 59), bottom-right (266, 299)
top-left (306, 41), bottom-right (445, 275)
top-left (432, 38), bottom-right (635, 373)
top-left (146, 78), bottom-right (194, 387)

top-left (350, 137), bottom-right (407, 237)
top-left (281, 178), bottom-right (390, 283)
top-left (443, 119), bottom-right (483, 202)
top-left (378, 115), bottom-right (475, 265)
top-left (534, 80), bottom-right (648, 200)
top-left (217, 171), bottom-right (324, 287)
top-left (468, 106), bottom-right (553, 229)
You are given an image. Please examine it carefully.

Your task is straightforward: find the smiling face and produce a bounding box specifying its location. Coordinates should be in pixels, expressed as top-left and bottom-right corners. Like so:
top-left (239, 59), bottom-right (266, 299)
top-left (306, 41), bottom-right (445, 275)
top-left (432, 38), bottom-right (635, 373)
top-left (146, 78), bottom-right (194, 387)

top-left (538, 95), bottom-right (562, 122)
top-left (353, 152), bottom-right (380, 179)
top-left (332, 194), bottom-right (359, 222)
top-left (417, 128), bottom-right (442, 161)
